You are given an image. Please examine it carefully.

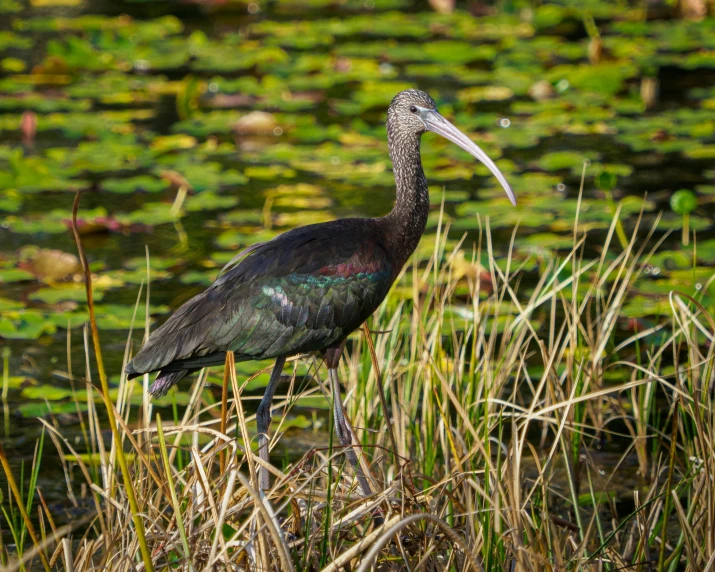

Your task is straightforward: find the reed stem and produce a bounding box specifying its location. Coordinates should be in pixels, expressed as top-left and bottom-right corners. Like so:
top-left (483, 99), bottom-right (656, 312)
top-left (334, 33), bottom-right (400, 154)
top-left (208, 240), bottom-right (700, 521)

top-left (71, 192), bottom-right (155, 572)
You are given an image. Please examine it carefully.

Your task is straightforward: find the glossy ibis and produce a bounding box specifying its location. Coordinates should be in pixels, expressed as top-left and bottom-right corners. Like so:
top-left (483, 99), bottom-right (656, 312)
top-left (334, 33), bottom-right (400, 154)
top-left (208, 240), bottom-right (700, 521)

top-left (125, 89), bottom-right (515, 494)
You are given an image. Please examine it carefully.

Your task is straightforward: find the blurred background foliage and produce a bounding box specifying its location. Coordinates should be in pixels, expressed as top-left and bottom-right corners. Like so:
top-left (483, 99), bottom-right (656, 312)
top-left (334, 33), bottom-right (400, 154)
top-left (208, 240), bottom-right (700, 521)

top-left (0, 0), bottom-right (713, 479)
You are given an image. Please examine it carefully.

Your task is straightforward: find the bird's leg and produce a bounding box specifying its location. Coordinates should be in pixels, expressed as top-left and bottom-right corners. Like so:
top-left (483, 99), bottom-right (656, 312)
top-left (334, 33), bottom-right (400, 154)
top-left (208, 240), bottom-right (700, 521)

top-left (324, 346), bottom-right (373, 497)
top-left (255, 355), bottom-right (286, 490)
top-left (329, 368), bottom-right (372, 496)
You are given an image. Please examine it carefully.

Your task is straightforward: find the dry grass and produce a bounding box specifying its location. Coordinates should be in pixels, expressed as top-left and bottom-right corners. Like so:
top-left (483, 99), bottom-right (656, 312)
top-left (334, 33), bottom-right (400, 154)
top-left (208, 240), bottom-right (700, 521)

top-left (1, 194), bottom-right (714, 571)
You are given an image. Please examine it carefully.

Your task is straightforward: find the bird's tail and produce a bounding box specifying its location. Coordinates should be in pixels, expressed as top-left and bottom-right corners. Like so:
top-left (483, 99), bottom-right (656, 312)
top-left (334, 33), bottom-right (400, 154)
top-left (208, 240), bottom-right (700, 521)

top-left (149, 369), bottom-right (192, 398)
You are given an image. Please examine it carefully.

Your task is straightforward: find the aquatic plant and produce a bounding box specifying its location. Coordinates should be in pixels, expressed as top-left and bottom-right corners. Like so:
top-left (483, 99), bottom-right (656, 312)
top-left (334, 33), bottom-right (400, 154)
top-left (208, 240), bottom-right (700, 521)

top-left (1, 0), bottom-right (714, 568)
top-left (670, 189), bottom-right (698, 246)
top-left (1, 201), bottom-right (714, 569)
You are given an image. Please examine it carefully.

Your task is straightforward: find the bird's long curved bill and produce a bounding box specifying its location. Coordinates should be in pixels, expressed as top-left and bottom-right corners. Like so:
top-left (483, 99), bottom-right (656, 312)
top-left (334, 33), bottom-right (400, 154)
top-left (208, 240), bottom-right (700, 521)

top-left (424, 111), bottom-right (516, 206)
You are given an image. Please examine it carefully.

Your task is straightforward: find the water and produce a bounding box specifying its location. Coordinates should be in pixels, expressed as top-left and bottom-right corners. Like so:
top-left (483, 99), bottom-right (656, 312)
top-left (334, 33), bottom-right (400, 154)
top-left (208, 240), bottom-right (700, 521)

top-left (0, 0), bottom-right (714, 519)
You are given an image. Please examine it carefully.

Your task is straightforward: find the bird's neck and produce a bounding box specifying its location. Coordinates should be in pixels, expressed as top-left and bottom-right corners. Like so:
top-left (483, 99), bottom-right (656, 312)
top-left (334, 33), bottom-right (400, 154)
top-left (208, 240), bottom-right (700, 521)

top-left (383, 129), bottom-right (429, 267)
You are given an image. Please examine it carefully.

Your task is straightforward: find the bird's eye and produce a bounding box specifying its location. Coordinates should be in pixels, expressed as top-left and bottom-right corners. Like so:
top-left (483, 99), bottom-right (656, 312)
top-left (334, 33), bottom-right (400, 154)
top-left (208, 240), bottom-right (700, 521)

top-left (409, 105), bottom-right (417, 113)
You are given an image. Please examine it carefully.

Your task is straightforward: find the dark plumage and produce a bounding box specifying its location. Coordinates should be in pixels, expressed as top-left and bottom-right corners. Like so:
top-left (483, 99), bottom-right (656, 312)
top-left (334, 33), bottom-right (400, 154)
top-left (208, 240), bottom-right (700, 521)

top-left (126, 221), bottom-right (395, 395)
top-left (126, 89), bottom-right (515, 494)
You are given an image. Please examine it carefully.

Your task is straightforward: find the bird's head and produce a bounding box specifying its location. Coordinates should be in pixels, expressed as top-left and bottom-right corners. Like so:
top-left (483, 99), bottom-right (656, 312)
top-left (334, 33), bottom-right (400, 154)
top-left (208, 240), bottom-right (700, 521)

top-left (388, 89), bottom-right (439, 135)
top-left (388, 89), bottom-right (516, 206)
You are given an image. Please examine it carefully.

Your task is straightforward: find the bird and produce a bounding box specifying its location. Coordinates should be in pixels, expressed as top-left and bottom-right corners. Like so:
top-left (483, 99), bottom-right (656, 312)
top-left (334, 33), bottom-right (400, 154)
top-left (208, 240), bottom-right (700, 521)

top-left (125, 89), bottom-right (516, 495)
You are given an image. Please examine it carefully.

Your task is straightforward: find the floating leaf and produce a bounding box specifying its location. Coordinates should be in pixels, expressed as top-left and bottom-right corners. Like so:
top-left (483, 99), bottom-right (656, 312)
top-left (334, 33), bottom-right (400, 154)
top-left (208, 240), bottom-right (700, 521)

top-left (670, 189), bottom-right (697, 214)
top-left (18, 401), bottom-right (84, 418)
top-left (0, 189), bottom-right (22, 212)
top-left (30, 284), bottom-right (103, 304)
top-left (596, 171), bottom-right (617, 191)
top-left (0, 267), bottom-right (34, 284)
top-left (537, 151), bottom-right (599, 172)
top-left (185, 191), bottom-right (239, 212)
top-left (0, 310), bottom-right (56, 339)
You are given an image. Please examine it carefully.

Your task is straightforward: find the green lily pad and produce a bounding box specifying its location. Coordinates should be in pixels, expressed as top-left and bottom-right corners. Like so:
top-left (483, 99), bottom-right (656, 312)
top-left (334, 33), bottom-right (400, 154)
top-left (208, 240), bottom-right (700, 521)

top-left (696, 239), bottom-right (715, 264)
top-left (178, 270), bottom-right (216, 286)
top-left (244, 165), bottom-right (296, 180)
top-left (185, 191), bottom-right (239, 212)
top-left (457, 86), bottom-right (513, 103)
top-left (103, 176), bottom-right (170, 194)
top-left (21, 384), bottom-right (77, 401)
top-left (29, 284), bottom-right (103, 304)
top-left (92, 303), bottom-right (169, 330)
top-left (684, 146), bottom-right (715, 160)
top-left (215, 228), bottom-right (278, 250)
top-left (0, 189), bottom-right (22, 213)
top-left (123, 202), bottom-right (178, 226)
top-left (17, 401), bottom-right (85, 418)
top-left (656, 214), bottom-right (710, 232)
top-left (670, 189), bottom-right (698, 214)
top-left (520, 232), bottom-right (577, 250)
top-left (545, 62), bottom-right (638, 96)
top-left (536, 151), bottom-right (599, 172)
top-left (152, 159), bottom-right (247, 191)
top-left (0, 310), bottom-right (57, 339)
top-left (125, 256), bottom-right (182, 271)
top-left (647, 250), bottom-right (693, 271)
top-left (0, 33), bottom-right (26, 50)
top-left (2, 208), bottom-right (107, 235)
top-left (0, 268), bottom-right (34, 284)
top-left (0, 150), bottom-right (80, 193)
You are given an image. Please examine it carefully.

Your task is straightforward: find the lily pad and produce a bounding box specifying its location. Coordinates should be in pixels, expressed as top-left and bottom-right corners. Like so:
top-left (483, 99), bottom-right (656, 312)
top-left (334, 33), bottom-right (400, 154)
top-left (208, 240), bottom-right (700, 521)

top-left (102, 176), bottom-right (170, 194)
top-left (0, 310), bottom-right (57, 339)
top-left (185, 191), bottom-right (239, 212)
top-left (152, 159), bottom-right (247, 191)
top-left (18, 401), bottom-right (85, 418)
top-left (0, 267), bottom-right (35, 284)
top-left (536, 151), bottom-right (599, 172)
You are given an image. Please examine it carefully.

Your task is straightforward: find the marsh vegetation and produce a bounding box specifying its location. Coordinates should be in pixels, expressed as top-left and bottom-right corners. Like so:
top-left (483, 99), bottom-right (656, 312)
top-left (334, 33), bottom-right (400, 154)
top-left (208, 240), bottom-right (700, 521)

top-left (0, 0), bottom-right (714, 569)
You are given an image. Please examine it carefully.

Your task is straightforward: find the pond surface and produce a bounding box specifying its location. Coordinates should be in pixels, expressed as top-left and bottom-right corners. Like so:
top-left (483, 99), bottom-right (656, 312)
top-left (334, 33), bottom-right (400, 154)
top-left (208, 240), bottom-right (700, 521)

top-left (0, 0), bottom-right (714, 512)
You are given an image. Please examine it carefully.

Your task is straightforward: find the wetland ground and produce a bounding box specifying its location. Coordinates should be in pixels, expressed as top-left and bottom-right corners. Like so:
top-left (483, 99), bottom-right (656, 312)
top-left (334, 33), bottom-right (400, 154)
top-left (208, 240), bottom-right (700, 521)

top-left (0, 0), bottom-right (714, 569)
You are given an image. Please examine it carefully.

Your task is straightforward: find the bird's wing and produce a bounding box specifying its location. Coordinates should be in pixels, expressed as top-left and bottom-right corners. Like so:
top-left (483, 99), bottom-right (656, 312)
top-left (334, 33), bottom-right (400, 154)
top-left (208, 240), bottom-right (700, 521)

top-left (126, 221), bottom-right (394, 377)
top-left (219, 241), bottom-right (265, 276)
